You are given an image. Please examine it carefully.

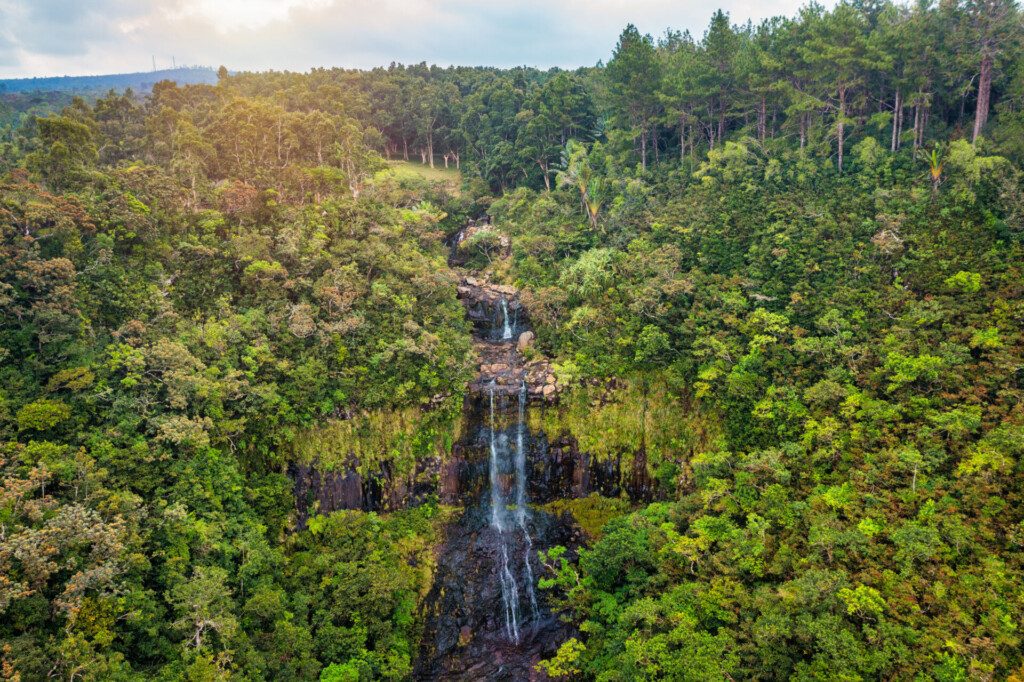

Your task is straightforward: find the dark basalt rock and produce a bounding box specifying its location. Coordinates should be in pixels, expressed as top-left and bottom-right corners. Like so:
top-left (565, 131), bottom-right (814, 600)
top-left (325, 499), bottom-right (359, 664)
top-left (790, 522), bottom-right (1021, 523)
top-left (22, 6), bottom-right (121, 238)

top-left (458, 278), bottom-right (562, 402)
top-left (457, 277), bottom-right (528, 343)
top-left (416, 509), bottom-right (580, 681)
top-left (289, 453), bottom-right (441, 528)
top-left (416, 391), bottom-right (583, 681)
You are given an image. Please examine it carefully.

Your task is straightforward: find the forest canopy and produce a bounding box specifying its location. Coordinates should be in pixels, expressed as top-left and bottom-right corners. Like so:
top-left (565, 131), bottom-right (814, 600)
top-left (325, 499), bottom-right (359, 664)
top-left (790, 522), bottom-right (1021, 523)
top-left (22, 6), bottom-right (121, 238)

top-left (2, 0), bottom-right (1024, 680)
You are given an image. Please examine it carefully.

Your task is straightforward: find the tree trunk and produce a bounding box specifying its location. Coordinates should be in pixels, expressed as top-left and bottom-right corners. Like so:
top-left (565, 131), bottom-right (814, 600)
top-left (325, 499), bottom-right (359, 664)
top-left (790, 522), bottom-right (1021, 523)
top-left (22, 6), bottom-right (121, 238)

top-left (891, 89), bottom-right (901, 152)
top-left (912, 104), bottom-right (920, 150)
top-left (640, 127), bottom-right (647, 170)
top-left (276, 118), bottom-right (283, 164)
top-left (679, 117), bottom-right (686, 161)
top-left (652, 126), bottom-right (659, 164)
top-left (973, 54), bottom-right (993, 143)
top-left (897, 96), bottom-right (904, 149)
top-left (758, 95), bottom-right (767, 143)
top-left (427, 131), bottom-right (434, 168)
top-left (837, 86), bottom-right (846, 174)
top-left (403, 137), bottom-right (409, 161)
top-left (799, 113), bottom-right (806, 151)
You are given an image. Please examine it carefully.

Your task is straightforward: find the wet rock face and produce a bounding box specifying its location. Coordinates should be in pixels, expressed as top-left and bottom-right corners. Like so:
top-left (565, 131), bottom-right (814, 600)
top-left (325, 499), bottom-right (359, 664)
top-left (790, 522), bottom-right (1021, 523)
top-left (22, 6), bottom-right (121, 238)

top-left (457, 277), bottom-right (527, 343)
top-left (417, 270), bottom-right (582, 680)
top-left (289, 455), bottom-right (441, 528)
top-left (289, 461), bottom-right (364, 529)
top-left (528, 434), bottom-right (655, 503)
top-left (288, 413), bottom-right (654, 529)
top-left (417, 392), bottom-right (583, 681)
top-left (417, 509), bottom-right (580, 681)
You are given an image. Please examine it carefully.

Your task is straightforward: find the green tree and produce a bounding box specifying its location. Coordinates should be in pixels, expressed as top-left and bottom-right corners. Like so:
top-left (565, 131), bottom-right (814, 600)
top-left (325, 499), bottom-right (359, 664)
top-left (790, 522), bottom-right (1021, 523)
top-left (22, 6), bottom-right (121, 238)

top-left (25, 114), bottom-right (97, 190)
top-left (606, 25), bottom-right (663, 169)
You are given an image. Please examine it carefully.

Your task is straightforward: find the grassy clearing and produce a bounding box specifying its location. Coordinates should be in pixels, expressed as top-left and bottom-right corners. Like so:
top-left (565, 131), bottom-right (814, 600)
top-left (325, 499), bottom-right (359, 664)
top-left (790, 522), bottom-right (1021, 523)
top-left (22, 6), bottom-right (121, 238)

top-left (384, 159), bottom-right (462, 185)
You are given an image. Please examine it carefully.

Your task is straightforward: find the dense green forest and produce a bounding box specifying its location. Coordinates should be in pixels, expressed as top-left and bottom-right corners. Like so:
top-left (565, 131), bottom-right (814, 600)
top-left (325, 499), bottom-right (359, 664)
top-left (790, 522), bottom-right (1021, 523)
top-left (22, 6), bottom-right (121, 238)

top-left (2, 0), bottom-right (1024, 680)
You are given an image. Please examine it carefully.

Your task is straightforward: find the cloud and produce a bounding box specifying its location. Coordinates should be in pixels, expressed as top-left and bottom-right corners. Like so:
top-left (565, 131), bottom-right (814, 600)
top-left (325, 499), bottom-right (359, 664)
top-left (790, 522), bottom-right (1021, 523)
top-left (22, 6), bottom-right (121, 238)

top-left (0, 0), bottom-right (835, 78)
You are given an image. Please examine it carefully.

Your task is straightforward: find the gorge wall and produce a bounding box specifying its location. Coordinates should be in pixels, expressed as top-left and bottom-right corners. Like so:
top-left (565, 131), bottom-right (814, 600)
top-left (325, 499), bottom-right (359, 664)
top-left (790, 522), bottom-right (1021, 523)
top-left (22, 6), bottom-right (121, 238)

top-left (289, 276), bottom-right (658, 526)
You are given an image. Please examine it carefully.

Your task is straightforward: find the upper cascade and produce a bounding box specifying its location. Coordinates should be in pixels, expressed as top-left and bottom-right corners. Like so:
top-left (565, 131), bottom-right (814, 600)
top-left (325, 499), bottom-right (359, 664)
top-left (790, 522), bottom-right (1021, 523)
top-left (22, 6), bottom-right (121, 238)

top-left (456, 275), bottom-right (561, 401)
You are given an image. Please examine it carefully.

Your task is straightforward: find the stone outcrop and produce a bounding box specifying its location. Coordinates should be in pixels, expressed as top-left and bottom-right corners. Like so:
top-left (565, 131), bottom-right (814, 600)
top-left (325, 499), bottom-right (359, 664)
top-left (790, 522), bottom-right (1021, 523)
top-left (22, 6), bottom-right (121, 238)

top-left (456, 277), bottom-right (523, 333)
top-left (458, 277), bottom-right (561, 402)
top-left (289, 454), bottom-right (441, 528)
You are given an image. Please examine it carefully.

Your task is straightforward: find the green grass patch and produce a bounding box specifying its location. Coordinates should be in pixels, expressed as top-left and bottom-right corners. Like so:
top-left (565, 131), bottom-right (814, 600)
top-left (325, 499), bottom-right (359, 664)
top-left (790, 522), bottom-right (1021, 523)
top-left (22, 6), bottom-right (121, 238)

top-left (528, 378), bottom-right (707, 470)
top-left (383, 159), bottom-right (462, 185)
top-left (538, 493), bottom-right (633, 539)
top-left (291, 401), bottom-right (462, 476)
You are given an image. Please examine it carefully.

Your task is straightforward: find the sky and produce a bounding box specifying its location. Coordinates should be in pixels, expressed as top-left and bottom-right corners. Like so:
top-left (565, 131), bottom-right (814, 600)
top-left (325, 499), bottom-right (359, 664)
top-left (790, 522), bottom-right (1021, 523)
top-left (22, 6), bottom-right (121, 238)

top-left (0, 0), bottom-right (831, 79)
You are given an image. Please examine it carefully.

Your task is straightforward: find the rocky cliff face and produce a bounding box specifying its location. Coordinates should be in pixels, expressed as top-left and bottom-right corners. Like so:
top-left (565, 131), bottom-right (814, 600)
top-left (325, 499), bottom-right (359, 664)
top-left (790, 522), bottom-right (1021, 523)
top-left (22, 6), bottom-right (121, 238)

top-left (416, 273), bottom-right (578, 680)
top-left (289, 453), bottom-right (442, 529)
top-left (418, 392), bottom-right (583, 680)
top-left (289, 277), bottom-right (654, 522)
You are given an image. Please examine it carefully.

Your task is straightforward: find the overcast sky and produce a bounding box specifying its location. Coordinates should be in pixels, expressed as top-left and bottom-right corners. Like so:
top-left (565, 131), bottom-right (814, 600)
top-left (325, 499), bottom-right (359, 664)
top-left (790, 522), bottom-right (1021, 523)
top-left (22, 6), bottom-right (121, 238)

top-left (0, 0), bottom-right (834, 79)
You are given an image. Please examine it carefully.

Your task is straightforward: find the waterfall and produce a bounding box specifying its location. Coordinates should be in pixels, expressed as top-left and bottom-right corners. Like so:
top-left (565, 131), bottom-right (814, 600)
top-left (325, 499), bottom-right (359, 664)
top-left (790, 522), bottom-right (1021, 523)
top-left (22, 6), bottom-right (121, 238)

top-left (499, 543), bottom-right (522, 644)
top-left (419, 236), bottom-right (569, 677)
top-left (514, 381), bottom-right (528, 526)
top-left (515, 381), bottom-right (540, 621)
top-left (501, 297), bottom-right (513, 340)
top-left (489, 383), bottom-right (522, 642)
top-left (488, 385), bottom-right (503, 531)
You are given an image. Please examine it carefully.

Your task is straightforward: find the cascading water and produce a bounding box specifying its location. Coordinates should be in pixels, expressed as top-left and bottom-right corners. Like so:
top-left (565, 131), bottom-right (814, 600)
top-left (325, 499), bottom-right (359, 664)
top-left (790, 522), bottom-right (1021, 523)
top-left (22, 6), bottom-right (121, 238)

top-left (489, 383), bottom-right (523, 642)
top-left (488, 385), bottom-right (504, 531)
top-left (417, 270), bottom-right (578, 680)
top-left (501, 297), bottom-right (513, 340)
top-left (515, 381), bottom-right (540, 621)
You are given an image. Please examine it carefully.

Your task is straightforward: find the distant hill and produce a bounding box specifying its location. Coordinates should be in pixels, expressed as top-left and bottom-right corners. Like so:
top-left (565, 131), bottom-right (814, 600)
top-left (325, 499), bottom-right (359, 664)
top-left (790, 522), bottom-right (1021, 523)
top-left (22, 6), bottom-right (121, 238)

top-left (0, 67), bottom-right (218, 95)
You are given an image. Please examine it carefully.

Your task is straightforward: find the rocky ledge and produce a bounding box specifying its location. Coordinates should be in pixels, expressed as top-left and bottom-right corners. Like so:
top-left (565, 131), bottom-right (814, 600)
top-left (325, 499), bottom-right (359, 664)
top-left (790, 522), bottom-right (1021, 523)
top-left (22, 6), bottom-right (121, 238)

top-left (470, 340), bottom-right (560, 401)
top-left (459, 277), bottom-right (561, 402)
top-left (456, 276), bottom-right (523, 327)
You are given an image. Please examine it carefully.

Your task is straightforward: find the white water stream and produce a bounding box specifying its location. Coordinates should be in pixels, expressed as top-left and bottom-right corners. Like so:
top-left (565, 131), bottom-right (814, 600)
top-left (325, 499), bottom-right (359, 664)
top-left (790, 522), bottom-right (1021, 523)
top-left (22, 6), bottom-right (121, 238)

top-left (501, 298), bottom-right (513, 340)
top-left (488, 380), bottom-right (539, 642)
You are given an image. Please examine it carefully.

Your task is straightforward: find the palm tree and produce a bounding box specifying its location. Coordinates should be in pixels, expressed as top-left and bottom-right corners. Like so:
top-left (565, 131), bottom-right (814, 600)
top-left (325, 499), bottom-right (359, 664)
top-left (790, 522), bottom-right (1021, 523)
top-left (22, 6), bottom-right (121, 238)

top-left (920, 144), bottom-right (944, 196)
top-left (556, 140), bottom-right (603, 232)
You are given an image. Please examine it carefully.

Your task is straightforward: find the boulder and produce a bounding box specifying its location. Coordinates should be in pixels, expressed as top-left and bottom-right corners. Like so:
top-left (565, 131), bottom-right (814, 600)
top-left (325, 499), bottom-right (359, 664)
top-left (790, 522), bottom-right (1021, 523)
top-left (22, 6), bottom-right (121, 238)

top-left (516, 331), bottom-right (535, 352)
